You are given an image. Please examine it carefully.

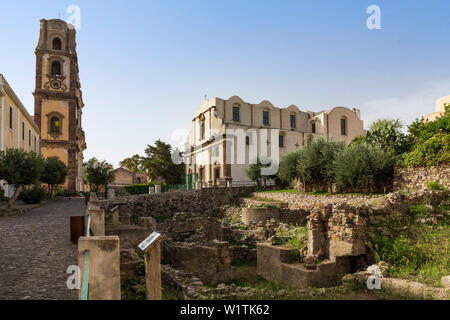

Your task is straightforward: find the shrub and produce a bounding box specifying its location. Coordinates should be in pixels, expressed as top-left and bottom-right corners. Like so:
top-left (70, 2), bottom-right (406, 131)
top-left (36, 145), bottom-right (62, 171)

top-left (18, 185), bottom-right (46, 204)
top-left (426, 181), bottom-right (446, 191)
top-left (364, 119), bottom-right (411, 155)
top-left (367, 199), bottom-right (449, 287)
top-left (408, 104), bottom-right (450, 142)
top-left (278, 150), bottom-right (301, 185)
top-left (399, 133), bottom-right (450, 167)
top-left (124, 182), bottom-right (167, 195)
top-left (247, 156), bottom-right (275, 188)
top-left (334, 143), bottom-right (395, 191)
top-left (124, 183), bottom-right (152, 195)
top-left (296, 138), bottom-right (344, 188)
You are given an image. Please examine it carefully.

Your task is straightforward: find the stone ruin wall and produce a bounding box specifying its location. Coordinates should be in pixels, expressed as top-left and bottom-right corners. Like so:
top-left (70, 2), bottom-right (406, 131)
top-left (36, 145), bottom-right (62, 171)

top-left (394, 165), bottom-right (450, 192)
top-left (256, 189), bottom-right (447, 263)
top-left (96, 187), bottom-right (254, 218)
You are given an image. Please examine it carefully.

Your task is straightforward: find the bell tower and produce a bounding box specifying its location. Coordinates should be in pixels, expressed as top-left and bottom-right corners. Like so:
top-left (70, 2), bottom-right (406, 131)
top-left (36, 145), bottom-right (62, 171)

top-left (34, 19), bottom-right (87, 192)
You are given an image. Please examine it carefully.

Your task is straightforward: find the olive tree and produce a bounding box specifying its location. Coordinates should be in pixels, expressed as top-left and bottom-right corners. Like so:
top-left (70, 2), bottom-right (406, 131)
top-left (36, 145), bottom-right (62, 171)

top-left (41, 156), bottom-right (68, 198)
top-left (0, 149), bottom-right (44, 211)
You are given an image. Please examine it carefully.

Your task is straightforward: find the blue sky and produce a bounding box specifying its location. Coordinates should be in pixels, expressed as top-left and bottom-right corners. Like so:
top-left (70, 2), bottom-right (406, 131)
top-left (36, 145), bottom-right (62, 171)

top-left (1, 0), bottom-right (449, 166)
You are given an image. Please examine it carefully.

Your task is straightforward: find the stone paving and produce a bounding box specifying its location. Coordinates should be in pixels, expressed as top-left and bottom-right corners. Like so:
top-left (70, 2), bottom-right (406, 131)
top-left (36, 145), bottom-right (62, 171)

top-left (0, 198), bottom-right (85, 300)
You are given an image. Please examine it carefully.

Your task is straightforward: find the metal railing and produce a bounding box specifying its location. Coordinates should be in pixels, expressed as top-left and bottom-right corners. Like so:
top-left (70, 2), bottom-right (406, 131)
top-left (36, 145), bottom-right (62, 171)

top-left (80, 213), bottom-right (93, 300)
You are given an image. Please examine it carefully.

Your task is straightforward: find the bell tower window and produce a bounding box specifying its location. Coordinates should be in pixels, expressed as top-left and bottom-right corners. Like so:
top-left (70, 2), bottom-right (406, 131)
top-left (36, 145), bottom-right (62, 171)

top-left (52, 38), bottom-right (62, 50)
top-left (47, 112), bottom-right (64, 137)
top-left (50, 116), bottom-right (61, 133)
top-left (51, 61), bottom-right (62, 76)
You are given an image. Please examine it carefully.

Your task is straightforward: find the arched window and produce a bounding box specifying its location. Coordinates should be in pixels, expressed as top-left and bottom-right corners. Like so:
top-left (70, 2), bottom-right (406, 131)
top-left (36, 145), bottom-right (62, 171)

top-left (51, 61), bottom-right (62, 76)
top-left (232, 104), bottom-right (240, 121)
top-left (50, 116), bottom-right (61, 133)
top-left (279, 133), bottom-right (285, 147)
top-left (311, 122), bottom-right (316, 133)
top-left (199, 114), bottom-right (206, 140)
top-left (341, 117), bottom-right (347, 135)
top-left (263, 110), bottom-right (270, 126)
top-left (290, 113), bottom-right (296, 129)
top-left (52, 38), bottom-right (62, 50)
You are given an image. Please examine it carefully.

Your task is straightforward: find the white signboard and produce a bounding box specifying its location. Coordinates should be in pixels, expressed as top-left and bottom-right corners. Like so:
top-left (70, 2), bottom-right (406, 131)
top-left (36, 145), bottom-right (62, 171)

top-left (138, 232), bottom-right (162, 252)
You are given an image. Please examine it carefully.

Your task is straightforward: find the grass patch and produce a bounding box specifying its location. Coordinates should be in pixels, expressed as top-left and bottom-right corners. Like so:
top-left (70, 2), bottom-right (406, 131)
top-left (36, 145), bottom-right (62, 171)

top-left (426, 181), bottom-right (447, 191)
top-left (162, 284), bottom-right (184, 300)
top-left (243, 196), bottom-right (279, 202)
top-left (367, 196), bottom-right (450, 287)
top-left (273, 226), bottom-right (308, 251)
top-left (231, 260), bottom-right (257, 267)
top-left (154, 215), bottom-right (173, 223)
top-left (104, 211), bottom-right (113, 225)
top-left (306, 191), bottom-right (380, 197)
top-left (261, 189), bottom-right (299, 193)
top-left (121, 261), bottom-right (146, 300)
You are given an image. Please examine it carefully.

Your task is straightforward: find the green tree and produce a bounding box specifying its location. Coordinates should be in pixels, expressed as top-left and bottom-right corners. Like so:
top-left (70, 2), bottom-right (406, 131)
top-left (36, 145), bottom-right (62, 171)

top-left (41, 156), bottom-right (68, 198)
top-left (408, 104), bottom-right (450, 142)
top-left (247, 156), bottom-right (274, 188)
top-left (334, 143), bottom-right (395, 191)
top-left (364, 118), bottom-right (411, 155)
top-left (400, 104), bottom-right (450, 167)
top-left (278, 150), bottom-right (301, 185)
top-left (0, 149), bottom-right (45, 211)
top-left (119, 154), bottom-right (145, 173)
top-left (84, 158), bottom-right (115, 192)
top-left (296, 138), bottom-right (344, 191)
top-left (142, 140), bottom-right (184, 185)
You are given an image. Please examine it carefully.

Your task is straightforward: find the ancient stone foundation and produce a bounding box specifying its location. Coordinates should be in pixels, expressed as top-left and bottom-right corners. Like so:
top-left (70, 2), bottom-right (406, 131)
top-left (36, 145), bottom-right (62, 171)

top-left (242, 207), bottom-right (280, 225)
top-left (163, 240), bottom-right (232, 285)
top-left (394, 165), bottom-right (450, 192)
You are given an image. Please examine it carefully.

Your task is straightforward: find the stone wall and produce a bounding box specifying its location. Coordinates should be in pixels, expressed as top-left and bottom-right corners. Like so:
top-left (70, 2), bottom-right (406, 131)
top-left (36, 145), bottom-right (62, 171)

top-left (163, 240), bottom-right (232, 285)
top-left (94, 187), bottom-right (254, 219)
top-left (394, 165), bottom-right (450, 192)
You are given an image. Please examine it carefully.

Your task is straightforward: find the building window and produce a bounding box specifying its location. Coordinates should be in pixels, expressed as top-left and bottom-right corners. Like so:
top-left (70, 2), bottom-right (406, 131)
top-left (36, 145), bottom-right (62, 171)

top-left (22, 122), bottom-right (25, 141)
top-left (290, 114), bottom-right (296, 128)
top-left (232, 106), bottom-right (240, 121)
top-left (51, 61), bottom-right (62, 76)
top-left (52, 38), bottom-right (62, 50)
top-left (50, 116), bottom-right (61, 133)
top-left (34, 136), bottom-right (37, 152)
top-left (341, 118), bottom-right (347, 135)
top-left (279, 134), bottom-right (284, 147)
top-left (312, 122), bottom-right (316, 133)
top-left (263, 110), bottom-right (270, 126)
top-left (29, 130), bottom-right (31, 146)
top-left (200, 119), bottom-right (205, 140)
top-left (9, 106), bottom-right (13, 130)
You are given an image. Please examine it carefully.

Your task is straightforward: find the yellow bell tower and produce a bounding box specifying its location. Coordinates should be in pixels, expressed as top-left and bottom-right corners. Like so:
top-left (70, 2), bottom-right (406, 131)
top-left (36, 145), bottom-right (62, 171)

top-left (33, 19), bottom-right (87, 192)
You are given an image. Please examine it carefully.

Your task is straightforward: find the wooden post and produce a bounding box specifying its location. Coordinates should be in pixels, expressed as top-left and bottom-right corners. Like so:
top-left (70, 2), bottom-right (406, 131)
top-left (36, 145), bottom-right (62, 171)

top-left (138, 232), bottom-right (162, 300)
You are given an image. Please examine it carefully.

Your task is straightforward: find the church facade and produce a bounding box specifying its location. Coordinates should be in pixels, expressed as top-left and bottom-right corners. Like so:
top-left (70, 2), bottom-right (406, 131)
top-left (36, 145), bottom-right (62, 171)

top-left (33, 19), bottom-right (87, 192)
top-left (184, 96), bottom-right (365, 187)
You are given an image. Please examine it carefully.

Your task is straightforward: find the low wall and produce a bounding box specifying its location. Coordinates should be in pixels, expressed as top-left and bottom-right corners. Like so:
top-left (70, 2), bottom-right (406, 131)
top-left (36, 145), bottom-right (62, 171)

top-left (162, 240), bottom-right (233, 285)
top-left (394, 165), bottom-right (450, 192)
top-left (95, 187), bottom-right (254, 218)
top-left (105, 225), bottom-right (150, 249)
top-left (242, 207), bottom-right (280, 225)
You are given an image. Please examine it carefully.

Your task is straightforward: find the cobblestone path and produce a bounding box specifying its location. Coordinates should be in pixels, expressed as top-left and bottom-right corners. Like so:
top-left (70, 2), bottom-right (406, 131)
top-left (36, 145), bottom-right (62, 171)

top-left (0, 198), bottom-right (85, 300)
